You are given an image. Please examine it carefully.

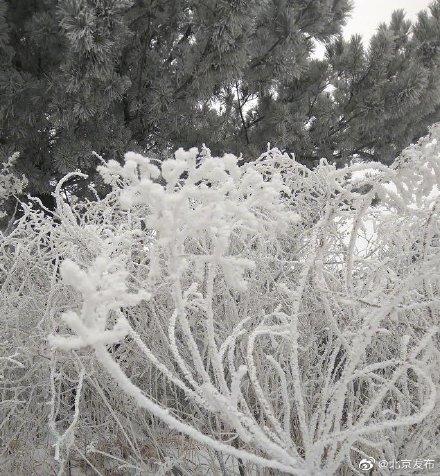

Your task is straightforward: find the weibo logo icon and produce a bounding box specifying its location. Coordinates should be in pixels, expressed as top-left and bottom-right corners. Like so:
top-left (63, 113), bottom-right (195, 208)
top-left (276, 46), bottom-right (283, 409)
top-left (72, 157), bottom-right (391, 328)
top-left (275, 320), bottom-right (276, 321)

top-left (359, 457), bottom-right (375, 471)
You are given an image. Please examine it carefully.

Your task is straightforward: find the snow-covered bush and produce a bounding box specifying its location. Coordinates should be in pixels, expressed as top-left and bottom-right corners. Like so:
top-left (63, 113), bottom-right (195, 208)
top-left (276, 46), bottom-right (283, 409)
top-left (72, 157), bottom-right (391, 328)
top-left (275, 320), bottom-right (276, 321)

top-left (1, 126), bottom-right (440, 474)
top-left (0, 153), bottom-right (27, 224)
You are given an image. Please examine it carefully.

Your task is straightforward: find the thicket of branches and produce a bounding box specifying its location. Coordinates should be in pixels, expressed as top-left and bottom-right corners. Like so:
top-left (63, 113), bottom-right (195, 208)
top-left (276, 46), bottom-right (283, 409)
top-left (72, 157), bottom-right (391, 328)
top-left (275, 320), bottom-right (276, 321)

top-left (0, 125), bottom-right (439, 474)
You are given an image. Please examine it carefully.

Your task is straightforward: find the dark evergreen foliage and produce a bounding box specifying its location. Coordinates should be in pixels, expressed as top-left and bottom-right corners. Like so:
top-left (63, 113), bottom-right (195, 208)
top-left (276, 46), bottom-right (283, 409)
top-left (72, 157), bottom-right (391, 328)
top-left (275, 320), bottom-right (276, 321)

top-left (2, 0), bottom-right (440, 202)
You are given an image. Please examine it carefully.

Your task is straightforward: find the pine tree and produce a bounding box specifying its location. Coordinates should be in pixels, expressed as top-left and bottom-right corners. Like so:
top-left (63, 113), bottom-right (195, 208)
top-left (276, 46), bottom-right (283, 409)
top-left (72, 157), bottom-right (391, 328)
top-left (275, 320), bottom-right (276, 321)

top-left (4, 0), bottom-right (440, 202)
top-left (318, 6), bottom-right (440, 165)
top-left (0, 0), bottom-right (351, 205)
top-left (266, 2), bottom-right (440, 165)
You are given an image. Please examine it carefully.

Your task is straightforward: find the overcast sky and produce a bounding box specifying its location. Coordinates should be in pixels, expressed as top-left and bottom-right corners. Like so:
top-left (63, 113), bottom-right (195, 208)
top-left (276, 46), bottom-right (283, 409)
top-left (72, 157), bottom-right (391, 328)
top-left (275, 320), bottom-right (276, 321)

top-left (344, 0), bottom-right (433, 40)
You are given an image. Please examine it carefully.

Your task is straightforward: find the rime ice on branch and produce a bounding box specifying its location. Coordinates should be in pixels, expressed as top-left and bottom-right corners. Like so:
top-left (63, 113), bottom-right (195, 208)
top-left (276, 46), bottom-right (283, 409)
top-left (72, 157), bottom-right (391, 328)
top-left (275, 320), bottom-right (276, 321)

top-left (42, 126), bottom-right (440, 473)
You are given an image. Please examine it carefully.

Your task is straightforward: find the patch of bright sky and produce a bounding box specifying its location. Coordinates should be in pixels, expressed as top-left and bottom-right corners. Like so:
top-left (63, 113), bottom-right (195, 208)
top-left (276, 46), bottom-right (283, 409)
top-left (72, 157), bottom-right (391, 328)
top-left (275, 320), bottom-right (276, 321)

top-left (314, 0), bottom-right (433, 58)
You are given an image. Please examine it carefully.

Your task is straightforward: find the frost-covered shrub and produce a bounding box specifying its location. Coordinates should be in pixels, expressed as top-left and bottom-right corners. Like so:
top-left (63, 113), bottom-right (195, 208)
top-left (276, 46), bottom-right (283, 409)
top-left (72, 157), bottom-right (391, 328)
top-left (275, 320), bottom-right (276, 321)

top-left (1, 127), bottom-right (440, 474)
top-left (0, 153), bottom-right (27, 223)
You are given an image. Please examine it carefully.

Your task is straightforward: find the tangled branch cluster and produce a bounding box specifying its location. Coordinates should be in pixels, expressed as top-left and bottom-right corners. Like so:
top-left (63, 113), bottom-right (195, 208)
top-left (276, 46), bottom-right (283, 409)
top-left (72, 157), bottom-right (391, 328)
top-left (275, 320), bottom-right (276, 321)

top-left (1, 127), bottom-right (439, 474)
